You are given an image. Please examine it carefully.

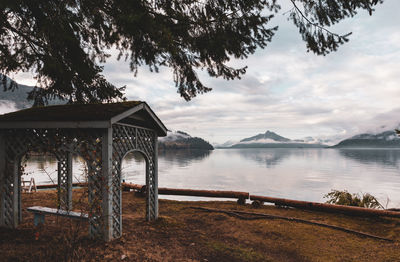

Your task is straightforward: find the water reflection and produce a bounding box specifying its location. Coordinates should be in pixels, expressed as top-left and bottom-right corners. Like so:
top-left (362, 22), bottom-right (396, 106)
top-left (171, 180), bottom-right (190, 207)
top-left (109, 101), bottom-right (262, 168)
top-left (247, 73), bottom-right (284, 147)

top-left (23, 154), bottom-right (86, 184)
top-left (158, 149), bottom-right (212, 167)
top-left (25, 154), bottom-right (57, 171)
top-left (22, 148), bottom-right (400, 208)
top-left (338, 149), bottom-right (400, 168)
top-left (121, 152), bottom-right (146, 184)
top-left (122, 150), bottom-right (213, 184)
top-left (233, 148), bottom-right (292, 168)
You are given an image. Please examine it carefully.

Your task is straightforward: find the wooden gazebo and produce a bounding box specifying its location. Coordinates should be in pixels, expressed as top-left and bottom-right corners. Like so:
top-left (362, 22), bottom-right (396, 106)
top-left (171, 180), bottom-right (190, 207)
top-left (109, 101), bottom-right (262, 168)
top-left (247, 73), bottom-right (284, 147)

top-left (0, 101), bottom-right (167, 241)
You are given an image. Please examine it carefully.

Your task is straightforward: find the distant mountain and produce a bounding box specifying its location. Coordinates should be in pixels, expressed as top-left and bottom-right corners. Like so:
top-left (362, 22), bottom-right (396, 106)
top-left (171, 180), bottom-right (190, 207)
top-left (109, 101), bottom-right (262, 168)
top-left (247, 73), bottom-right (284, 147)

top-left (241, 130), bottom-right (290, 143)
top-left (158, 131), bottom-right (214, 150)
top-left (222, 130), bottom-right (327, 148)
top-left (0, 75), bottom-right (34, 109)
top-left (333, 130), bottom-right (400, 148)
top-left (0, 74), bottom-right (63, 111)
top-left (295, 136), bottom-right (337, 145)
top-left (214, 140), bottom-right (239, 149)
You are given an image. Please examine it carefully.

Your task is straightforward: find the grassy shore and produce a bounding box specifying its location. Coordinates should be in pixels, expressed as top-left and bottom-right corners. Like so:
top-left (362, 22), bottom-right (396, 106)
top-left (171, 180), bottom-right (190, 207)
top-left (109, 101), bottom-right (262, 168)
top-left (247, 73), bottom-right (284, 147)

top-left (1, 189), bottom-right (400, 261)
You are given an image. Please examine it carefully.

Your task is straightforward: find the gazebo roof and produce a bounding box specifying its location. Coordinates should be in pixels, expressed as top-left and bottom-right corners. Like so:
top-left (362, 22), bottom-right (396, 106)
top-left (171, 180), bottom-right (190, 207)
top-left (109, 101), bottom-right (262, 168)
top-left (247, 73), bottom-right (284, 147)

top-left (0, 101), bottom-right (167, 136)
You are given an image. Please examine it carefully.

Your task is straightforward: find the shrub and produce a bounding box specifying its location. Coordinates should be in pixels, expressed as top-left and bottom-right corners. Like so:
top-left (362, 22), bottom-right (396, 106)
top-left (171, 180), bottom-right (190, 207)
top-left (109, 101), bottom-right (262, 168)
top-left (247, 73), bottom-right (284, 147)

top-left (324, 190), bottom-right (383, 209)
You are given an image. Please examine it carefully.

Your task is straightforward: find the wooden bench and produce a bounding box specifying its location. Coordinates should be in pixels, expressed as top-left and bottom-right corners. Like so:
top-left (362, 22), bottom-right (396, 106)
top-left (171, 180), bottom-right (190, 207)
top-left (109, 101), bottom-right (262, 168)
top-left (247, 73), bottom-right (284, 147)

top-left (27, 206), bottom-right (89, 226)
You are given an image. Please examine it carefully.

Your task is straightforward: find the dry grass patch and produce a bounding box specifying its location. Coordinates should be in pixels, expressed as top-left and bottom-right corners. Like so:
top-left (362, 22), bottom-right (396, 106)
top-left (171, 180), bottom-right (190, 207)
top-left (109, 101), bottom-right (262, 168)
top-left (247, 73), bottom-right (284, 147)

top-left (0, 190), bottom-right (399, 261)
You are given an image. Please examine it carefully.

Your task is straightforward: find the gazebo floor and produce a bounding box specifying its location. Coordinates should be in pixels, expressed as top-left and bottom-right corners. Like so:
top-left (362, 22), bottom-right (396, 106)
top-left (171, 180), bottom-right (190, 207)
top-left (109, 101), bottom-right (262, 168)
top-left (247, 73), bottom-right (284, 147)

top-left (1, 189), bottom-right (400, 262)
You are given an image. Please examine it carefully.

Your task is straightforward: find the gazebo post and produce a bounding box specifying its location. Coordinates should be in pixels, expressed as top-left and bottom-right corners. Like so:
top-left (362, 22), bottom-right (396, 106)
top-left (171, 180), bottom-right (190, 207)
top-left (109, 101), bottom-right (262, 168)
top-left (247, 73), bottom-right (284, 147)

top-left (57, 153), bottom-right (73, 210)
top-left (101, 128), bottom-right (113, 241)
top-left (145, 132), bottom-right (158, 221)
top-left (153, 133), bottom-right (159, 219)
top-left (0, 135), bottom-right (21, 228)
top-left (0, 134), bottom-right (5, 226)
top-left (12, 159), bottom-right (20, 227)
top-left (18, 164), bottom-right (22, 223)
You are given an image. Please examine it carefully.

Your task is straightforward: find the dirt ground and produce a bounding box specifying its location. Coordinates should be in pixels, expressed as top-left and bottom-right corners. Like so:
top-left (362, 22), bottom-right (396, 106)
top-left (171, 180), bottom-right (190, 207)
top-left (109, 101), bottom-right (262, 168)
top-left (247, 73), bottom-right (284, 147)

top-left (1, 189), bottom-right (400, 262)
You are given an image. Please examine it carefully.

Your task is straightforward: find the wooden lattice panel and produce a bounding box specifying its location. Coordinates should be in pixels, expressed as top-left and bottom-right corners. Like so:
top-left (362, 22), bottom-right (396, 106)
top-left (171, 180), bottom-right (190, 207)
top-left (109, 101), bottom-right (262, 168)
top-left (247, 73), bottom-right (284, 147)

top-left (112, 124), bottom-right (158, 238)
top-left (57, 154), bottom-right (71, 210)
top-left (3, 157), bottom-right (15, 227)
top-left (0, 128), bottom-right (105, 238)
top-left (1, 124), bottom-right (159, 241)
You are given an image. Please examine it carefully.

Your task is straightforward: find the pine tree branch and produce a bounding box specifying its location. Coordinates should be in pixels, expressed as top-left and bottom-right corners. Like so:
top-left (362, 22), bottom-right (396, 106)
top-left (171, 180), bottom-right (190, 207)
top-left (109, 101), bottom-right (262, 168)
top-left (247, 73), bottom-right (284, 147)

top-left (289, 0), bottom-right (350, 39)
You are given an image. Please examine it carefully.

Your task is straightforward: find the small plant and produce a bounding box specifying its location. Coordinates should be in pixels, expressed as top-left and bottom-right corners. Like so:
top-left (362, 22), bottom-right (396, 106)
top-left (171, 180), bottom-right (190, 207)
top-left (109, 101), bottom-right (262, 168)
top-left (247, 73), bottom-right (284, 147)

top-left (324, 190), bottom-right (384, 209)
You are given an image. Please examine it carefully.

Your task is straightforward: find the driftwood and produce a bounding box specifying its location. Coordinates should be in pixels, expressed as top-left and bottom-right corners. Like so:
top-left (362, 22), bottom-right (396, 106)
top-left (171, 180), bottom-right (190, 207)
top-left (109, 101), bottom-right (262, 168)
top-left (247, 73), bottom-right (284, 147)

top-left (190, 207), bottom-right (394, 242)
top-left (122, 183), bottom-right (249, 202)
top-left (387, 208), bottom-right (400, 212)
top-left (36, 182), bottom-right (87, 189)
top-left (122, 183), bottom-right (145, 192)
top-left (251, 195), bottom-right (400, 218)
top-left (34, 183), bottom-right (400, 218)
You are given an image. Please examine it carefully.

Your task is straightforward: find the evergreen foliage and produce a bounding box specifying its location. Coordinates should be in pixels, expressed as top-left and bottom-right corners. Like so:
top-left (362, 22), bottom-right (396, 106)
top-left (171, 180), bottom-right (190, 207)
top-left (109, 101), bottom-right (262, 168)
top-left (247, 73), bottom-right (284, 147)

top-left (159, 137), bottom-right (214, 150)
top-left (0, 0), bottom-right (383, 105)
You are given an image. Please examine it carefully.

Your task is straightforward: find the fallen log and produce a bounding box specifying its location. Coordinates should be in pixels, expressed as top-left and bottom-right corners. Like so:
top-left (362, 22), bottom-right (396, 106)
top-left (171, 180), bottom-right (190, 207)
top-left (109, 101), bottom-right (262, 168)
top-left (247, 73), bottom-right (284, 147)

top-left (122, 183), bottom-right (248, 202)
top-left (36, 182), bottom-right (87, 189)
top-left (122, 183), bottom-right (145, 192)
top-left (159, 187), bottom-right (249, 200)
top-left (33, 183), bottom-right (399, 217)
top-left (250, 195), bottom-right (400, 218)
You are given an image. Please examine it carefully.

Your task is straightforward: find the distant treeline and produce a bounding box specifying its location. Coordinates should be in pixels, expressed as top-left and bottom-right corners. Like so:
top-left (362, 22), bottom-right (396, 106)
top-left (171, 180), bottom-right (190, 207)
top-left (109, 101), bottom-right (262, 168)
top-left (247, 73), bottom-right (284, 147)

top-left (158, 137), bottom-right (214, 150)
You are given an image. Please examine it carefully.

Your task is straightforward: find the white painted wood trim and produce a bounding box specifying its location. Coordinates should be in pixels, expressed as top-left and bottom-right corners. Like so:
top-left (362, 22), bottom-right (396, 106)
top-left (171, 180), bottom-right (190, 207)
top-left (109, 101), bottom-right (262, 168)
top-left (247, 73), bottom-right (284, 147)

top-left (153, 132), bottom-right (159, 219)
top-left (110, 103), bottom-right (144, 124)
top-left (102, 128), bottom-right (113, 241)
top-left (0, 134), bottom-right (5, 226)
top-left (113, 122), bottom-right (154, 132)
top-left (12, 160), bottom-right (19, 227)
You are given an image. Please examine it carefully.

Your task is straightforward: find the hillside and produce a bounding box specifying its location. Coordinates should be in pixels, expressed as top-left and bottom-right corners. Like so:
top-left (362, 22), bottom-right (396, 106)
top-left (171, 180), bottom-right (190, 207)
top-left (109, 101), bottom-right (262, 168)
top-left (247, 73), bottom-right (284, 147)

top-left (0, 74), bottom-right (63, 110)
top-left (0, 75), bottom-right (34, 109)
top-left (158, 131), bottom-right (214, 150)
top-left (333, 130), bottom-right (400, 148)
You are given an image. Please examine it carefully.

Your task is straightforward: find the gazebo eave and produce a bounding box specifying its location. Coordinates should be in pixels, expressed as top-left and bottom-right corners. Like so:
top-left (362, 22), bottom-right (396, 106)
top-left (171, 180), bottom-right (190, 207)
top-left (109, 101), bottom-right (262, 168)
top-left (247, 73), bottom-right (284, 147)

top-left (110, 102), bottom-right (168, 137)
top-left (0, 120), bottom-right (111, 129)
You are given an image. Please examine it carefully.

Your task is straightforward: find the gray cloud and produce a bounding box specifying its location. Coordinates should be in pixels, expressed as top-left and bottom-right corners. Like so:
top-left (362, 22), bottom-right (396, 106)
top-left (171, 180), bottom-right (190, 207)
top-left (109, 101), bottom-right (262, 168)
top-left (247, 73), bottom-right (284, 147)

top-left (9, 0), bottom-right (400, 144)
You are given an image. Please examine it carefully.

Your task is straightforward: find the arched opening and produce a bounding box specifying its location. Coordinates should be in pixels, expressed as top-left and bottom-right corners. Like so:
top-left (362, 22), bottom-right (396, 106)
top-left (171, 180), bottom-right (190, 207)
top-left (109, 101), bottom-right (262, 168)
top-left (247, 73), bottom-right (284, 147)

top-left (19, 151), bottom-right (88, 219)
top-left (18, 151), bottom-right (58, 224)
top-left (21, 152), bottom-right (58, 186)
top-left (121, 151), bottom-right (148, 185)
top-left (21, 152), bottom-right (88, 187)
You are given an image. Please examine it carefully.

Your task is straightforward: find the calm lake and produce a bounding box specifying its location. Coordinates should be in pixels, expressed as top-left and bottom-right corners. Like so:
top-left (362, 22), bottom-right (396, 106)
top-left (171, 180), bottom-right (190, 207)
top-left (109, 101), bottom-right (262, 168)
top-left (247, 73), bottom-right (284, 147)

top-left (24, 148), bottom-right (400, 208)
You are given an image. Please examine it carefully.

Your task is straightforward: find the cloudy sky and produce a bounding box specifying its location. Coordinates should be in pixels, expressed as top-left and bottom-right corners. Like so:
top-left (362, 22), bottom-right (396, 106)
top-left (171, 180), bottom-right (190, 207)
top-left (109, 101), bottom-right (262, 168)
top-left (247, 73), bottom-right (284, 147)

top-left (9, 0), bottom-right (400, 144)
